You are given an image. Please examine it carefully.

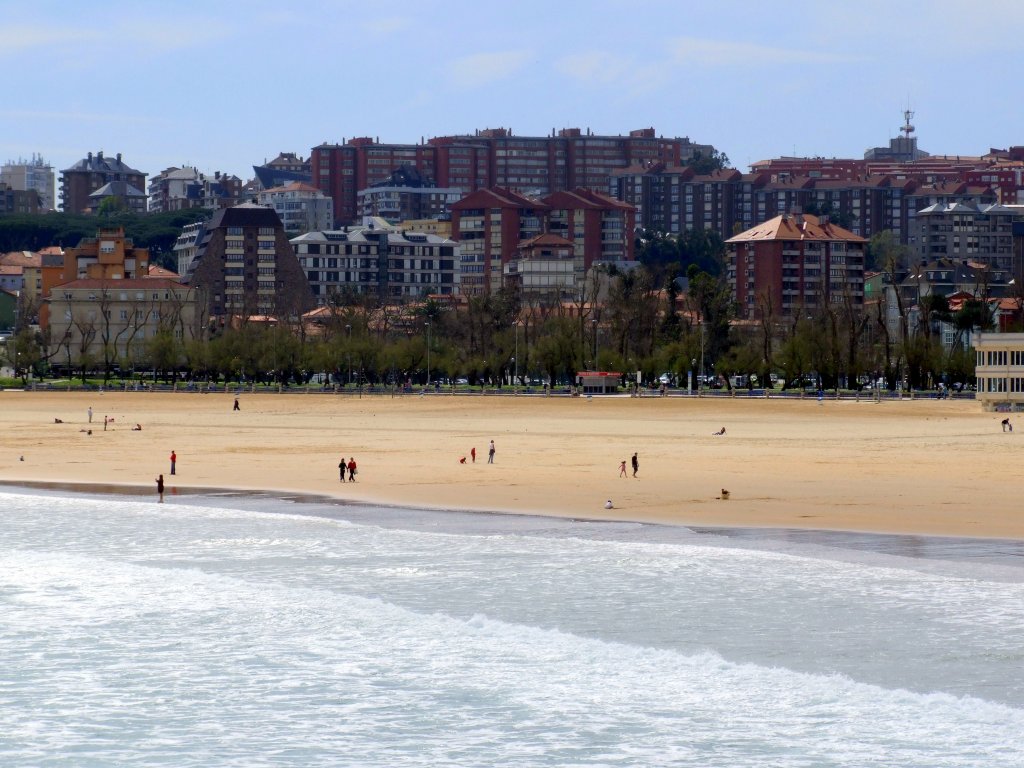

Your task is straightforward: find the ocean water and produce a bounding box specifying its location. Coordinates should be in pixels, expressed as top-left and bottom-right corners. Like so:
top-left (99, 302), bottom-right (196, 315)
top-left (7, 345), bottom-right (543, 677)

top-left (1, 489), bottom-right (1022, 767)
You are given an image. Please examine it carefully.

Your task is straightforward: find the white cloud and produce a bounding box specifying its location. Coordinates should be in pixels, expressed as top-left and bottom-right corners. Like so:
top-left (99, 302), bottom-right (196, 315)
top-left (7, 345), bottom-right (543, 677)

top-left (362, 17), bottom-right (414, 36)
top-left (0, 109), bottom-right (156, 124)
top-left (555, 52), bottom-right (667, 94)
top-left (667, 36), bottom-right (860, 66)
top-left (448, 50), bottom-right (533, 89)
top-left (0, 25), bottom-right (99, 53)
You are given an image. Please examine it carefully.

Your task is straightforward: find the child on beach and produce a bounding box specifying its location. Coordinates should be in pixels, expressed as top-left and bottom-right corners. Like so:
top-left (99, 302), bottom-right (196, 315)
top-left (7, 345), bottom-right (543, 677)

top-left (619, 460), bottom-right (627, 477)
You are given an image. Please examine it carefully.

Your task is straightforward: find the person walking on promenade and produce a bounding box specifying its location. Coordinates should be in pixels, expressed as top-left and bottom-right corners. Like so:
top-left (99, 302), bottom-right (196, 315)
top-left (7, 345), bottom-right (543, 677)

top-left (631, 452), bottom-right (639, 478)
top-left (88, 406), bottom-right (93, 423)
top-left (170, 450), bottom-right (177, 475)
top-left (339, 456), bottom-right (346, 482)
top-left (347, 457), bottom-right (357, 482)
top-left (619, 460), bottom-right (627, 478)
top-left (156, 474), bottom-right (164, 503)
top-left (488, 440), bottom-right (495, 464)
top-left (471, 446), bottom-right (476, 463)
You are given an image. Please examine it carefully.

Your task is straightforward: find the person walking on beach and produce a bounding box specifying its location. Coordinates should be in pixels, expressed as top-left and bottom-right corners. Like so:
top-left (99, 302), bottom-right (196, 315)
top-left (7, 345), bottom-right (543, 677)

top-left (631, 452), bottom-right (639, 478)
top-left (347, 457), bottom-right (357, 482)
top-left (233, 397), bottom-right (240, 411)
top-left (339, 456), bottom-right (346, 482)
top-left (471, 446), bottom-right (476, 463)
top-left (103, 415), bottom-right (108, 431)
top-left (488, 440), bottom-right (495, 464)
top-left (619, 460), bottom-right (627, 478)
top-left (156, 474), bottom-right (164, 503)
top-left (170, 450), bottom-right (177, 475)
top-left (1002, 417), bottom-right (1013, 432)
top-left (88, 406), bottom-right (93, 423)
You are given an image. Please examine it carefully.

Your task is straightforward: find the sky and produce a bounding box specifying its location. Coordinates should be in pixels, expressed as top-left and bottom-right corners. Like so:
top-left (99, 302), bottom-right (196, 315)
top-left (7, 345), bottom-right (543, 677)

top-left (4, 0), bottom-right (1024, 183)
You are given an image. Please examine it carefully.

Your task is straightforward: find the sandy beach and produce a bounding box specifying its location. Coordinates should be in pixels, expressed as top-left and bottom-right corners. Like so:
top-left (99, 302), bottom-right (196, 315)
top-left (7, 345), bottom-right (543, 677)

top-left (0, 389), bottom-right (1020, 539)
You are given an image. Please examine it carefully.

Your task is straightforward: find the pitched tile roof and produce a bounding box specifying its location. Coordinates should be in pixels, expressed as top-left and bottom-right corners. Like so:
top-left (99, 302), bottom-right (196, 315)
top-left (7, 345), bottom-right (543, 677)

top-left (726, 213), bottom-right (866, 243)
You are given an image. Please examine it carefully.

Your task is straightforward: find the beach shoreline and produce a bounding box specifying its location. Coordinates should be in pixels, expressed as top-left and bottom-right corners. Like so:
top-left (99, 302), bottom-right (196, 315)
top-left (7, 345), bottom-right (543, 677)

top-left (2, 390), bottom-right (1021, 540)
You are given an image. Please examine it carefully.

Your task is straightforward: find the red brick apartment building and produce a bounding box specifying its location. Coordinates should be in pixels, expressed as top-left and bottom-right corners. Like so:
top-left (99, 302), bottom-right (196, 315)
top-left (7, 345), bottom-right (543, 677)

top-left (311, 127), bottom-right (709, 225)
top-left (726, 213), bottom-right (866, 320)
top-left (450, 187), bottom-right (635, 296)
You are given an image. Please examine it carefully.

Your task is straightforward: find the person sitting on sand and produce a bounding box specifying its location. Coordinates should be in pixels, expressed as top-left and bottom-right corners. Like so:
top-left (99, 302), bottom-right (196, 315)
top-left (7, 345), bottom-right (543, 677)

top-left (54, 418), bottom-right (63, 423)
top-left (713, 427), bottom-right (726, 436)
top-left (604, 499), bottom-right (614, 509)
top-left (132, 424), bottom-right (142, 431)
top-left (1002, 417), bottom-right (1013, 432)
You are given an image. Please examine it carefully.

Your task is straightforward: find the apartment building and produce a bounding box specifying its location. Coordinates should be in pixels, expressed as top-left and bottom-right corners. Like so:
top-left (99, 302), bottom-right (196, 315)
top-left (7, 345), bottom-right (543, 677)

top-left (449, 186), bottom-right (636, 296)
top-left (187, 203), bottom-right (314, 321)
top-left (60, 151), bottom-right (146, 214)
top-left (543, 188), bottom-right (635, 268)
top-left (911, 202), bottom-right (1020, 270)
top-left (311, 127), bottom-right (711, 225)
top-left (1, 154), bottom-right (55, 211)
top-left (148, 167), bottom-right (242, 212)
top-left (0, 182), bottom-right (42, 215)
top-left (291, 224), bottom-right (460, 303)
top-left (726, 213), bottom-right (866, 319)
top-left (173, 221), bottom-right (207, 279)
top-left (357, 166), bottom-right (462, 223)
top-left (450, 187), bottom-right (548, 295)
top-left (258, 182), bottom-right (333, 233)
top-left (47, 278), bottom-right (198, 371)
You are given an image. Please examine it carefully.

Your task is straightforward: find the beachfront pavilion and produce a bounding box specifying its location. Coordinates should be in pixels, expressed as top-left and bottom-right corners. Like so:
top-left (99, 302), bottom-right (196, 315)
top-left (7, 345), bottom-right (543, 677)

top-left (577, 371), bottom-right (621, 394)
top-left (975, 332), bottom-right (1024, 412)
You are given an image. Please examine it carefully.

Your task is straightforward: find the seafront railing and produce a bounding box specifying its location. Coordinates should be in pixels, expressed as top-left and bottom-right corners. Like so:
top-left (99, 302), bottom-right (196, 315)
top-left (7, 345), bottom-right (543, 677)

top-left (6, 378), bottom-right (976, 401)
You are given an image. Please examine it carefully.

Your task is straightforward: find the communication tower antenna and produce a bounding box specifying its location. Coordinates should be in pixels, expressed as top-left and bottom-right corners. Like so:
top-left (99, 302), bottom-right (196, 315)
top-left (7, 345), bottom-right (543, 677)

top-left (902, 107), bottom-right (915, 138)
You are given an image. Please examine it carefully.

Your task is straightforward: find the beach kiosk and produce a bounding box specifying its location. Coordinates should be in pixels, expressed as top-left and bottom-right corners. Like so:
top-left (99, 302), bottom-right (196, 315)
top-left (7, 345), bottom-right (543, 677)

top-left (576, 370), bottom-right (621, 395)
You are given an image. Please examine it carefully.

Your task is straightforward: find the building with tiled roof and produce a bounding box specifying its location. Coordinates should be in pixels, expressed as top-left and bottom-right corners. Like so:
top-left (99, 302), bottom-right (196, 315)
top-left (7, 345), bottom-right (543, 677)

top-left (46, 278), bottom-right (199, 373)
top-left (450, 187), bottom-right (549, 295)
top-left (86, 180), bottom-right (148, 214)
top-left (726, 212), bottom-right (866, 319)
top-left (60, 151), bottom-right (145, 214)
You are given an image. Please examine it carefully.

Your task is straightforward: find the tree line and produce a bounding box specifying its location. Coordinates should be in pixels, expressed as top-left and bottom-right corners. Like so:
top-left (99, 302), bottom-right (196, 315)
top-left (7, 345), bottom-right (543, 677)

top-left (1, 217), bottom-right (1002, 390)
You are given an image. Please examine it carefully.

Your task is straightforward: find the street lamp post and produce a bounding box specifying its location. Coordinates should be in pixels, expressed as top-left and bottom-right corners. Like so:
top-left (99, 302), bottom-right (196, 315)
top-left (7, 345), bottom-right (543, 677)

top-left (592, 318), bottom-right (598, 371)
top-left (699, 319), bottom-right (705, 395)
top-left (425, 321), bottom-right (431, 388)
top-left (345, 324), bottom-right (352, 386)
top-left (690, 358), bottom-right (696, 395)
top-left (514, 320), bottom-right (519, 394)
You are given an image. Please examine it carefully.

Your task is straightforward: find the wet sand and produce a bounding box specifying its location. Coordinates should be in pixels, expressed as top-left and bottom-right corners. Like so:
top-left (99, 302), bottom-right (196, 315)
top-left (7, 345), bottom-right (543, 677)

top-left (0, 390), bottom-right (1020, 539)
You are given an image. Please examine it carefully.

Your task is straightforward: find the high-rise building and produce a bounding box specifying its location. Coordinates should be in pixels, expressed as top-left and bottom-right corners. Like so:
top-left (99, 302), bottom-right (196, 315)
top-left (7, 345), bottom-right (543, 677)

top-left (312, 127), bottom-right (711, 226)
top-left (450, 187), bottom-right (636, 296)
top-left (1, 154), bottom-right (55, 211)
top-left (726, 213), bottom-right (866, 320)
top-left (187, 203), bottom-right (314, 321)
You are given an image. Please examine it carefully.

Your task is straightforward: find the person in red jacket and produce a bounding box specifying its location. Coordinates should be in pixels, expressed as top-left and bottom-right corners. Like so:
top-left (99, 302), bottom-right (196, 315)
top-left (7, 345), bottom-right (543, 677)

top-left (347, 457), bottom-right (357, 482)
